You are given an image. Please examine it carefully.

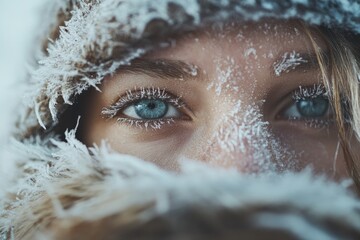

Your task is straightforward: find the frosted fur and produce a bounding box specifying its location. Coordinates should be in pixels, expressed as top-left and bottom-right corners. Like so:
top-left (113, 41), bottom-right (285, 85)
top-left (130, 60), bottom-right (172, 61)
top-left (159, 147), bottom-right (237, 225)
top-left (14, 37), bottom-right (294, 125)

top-left (18, 0), bottom-right (360, 137)
top-left (1, 131), bottom-right (360, 239)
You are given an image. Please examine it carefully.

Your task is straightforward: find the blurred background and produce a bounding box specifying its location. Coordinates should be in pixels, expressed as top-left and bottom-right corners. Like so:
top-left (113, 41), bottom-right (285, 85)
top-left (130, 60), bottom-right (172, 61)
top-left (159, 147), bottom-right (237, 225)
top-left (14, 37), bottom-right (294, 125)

top-left (0, 1), bottom-right (45, 183)
top-left (0, 1), bottom-right (44, 140)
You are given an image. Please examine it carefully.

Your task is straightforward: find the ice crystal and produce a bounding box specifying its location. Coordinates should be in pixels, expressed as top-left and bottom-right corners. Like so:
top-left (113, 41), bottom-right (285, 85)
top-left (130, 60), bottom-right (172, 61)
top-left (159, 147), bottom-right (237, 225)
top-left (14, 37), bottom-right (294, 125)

top-left (207, 57), bottom-right (240, 96)
top-left (273, 51), bottom-right (308, 76)
top-left (207, 100), bottom-right (297, 172)
top-left (244, 47), bottom-right (257, 58)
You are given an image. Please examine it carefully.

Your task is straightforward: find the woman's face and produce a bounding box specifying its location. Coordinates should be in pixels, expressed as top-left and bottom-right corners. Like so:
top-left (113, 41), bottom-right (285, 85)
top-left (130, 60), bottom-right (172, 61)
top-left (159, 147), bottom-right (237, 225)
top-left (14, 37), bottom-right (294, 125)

top-left (80, 20), bottom-right (349, 179)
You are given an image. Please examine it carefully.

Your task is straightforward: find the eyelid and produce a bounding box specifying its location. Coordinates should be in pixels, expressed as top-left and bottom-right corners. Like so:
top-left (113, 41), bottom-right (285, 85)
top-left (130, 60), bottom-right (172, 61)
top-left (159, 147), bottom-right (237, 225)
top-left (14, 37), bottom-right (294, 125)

top-left (120, 59), bottom-right (200, 81)
top-left (122, 102), bottom-right (181, 120)
top-left (292, 84), bottom-right (327, 101)
top-left (275, 84), bottom-right (333, 122)
top-left (101, 87), bottom-right (193, 121)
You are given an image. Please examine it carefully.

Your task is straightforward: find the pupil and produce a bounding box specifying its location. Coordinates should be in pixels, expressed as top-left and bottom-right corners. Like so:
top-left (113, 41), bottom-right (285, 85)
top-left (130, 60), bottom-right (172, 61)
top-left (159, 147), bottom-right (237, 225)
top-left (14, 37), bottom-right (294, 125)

top-left (296, 97), bottom-right (328, 118)
top-left (147, 102), bottom-right (156, 110)
top-left (134, 99), bottom-right (168, 119)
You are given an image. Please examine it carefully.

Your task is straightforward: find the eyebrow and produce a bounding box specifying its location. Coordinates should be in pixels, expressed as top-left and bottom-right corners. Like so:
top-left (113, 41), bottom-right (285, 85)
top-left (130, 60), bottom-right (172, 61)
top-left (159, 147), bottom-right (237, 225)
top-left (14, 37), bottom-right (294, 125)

top-left (272, 51), bottom-right (328, 76)
top-left (118, 58), bottom-right (200, 80)
top-left (118, 51), bottom-right (328, 81)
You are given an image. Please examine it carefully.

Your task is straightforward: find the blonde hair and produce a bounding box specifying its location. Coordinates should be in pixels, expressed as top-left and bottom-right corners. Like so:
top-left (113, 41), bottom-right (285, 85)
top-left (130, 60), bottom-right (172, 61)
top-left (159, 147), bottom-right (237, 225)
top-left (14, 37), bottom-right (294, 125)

top-left (304, 23), bottom-right (360, 191)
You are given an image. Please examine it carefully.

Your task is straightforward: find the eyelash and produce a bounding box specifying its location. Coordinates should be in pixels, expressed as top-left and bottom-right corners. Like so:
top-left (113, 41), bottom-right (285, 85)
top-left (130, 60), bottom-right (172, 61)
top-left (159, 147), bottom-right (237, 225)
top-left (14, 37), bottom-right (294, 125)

top-left (102, 87), bottom-right (185, 130)
top-left (288, 84), bottom-right (334, 128)
top-left (116, 117), bottom-right (176, 130)
top-left (292, 84), bottom-right (327, 101)
top-left (103, 84), bottom-right (333, 131)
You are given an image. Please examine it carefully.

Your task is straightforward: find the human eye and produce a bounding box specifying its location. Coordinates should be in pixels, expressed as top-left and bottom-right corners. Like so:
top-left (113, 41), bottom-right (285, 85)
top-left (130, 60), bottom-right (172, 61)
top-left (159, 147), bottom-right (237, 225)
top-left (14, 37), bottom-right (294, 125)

top-left (277, 84), bottom-right (334, 128)
top-left (122, 98), bottom-right (180, 119)
top-left (101, 87), bottom-right (191, 130)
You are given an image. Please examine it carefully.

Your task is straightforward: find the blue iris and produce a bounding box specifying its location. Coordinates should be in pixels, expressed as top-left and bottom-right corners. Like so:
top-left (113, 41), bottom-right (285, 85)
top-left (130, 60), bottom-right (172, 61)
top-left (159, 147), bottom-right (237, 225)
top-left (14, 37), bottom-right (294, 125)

top-left (296, 97), bottom-right (329, 117)
top-left (134, 99), bottom-right (168, 119)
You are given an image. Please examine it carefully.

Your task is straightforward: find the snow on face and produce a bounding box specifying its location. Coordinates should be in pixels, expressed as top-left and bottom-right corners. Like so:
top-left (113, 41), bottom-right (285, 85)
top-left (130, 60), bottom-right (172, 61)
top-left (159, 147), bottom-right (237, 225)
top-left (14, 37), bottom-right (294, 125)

top-left (194, 22), bottom-right (304, 172)
top-left (78, 19), bottom-right (347, 177)
top-left (207, 56), bottom-right (240, 96)
top-left (273, 51), bottom-right (308, 76)
top-left (206, 99), bottom-right (296, 173)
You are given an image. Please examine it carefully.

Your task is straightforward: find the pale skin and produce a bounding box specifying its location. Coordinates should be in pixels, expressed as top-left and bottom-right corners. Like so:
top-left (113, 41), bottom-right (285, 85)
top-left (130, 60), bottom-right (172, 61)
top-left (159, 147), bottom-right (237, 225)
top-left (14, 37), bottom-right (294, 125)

top-left (78, 20), bottom-right (351, 180)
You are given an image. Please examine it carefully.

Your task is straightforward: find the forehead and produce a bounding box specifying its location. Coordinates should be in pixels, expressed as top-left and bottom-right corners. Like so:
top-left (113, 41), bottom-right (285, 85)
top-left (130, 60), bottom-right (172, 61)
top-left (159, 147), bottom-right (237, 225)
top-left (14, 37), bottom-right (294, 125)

top-left (139, 20), bottom-right (327, 102)
top-left (149, 20), bottom-right (324, 66)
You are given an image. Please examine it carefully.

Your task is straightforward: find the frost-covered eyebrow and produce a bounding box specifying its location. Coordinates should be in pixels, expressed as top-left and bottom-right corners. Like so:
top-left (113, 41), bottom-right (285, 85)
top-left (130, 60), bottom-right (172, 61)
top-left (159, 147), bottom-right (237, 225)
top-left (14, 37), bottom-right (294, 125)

top-left (119, 58), bottom-right (199, 80)
top-left (272, 51), bottom-right (327, 76)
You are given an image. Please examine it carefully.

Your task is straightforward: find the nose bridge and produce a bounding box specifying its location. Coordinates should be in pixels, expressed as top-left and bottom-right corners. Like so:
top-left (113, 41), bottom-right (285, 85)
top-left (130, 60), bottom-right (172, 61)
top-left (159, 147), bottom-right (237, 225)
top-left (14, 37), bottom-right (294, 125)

top-left (200, 49), bottom-right (285, 172)
top-left (204, 101), bottom-right (278, 172)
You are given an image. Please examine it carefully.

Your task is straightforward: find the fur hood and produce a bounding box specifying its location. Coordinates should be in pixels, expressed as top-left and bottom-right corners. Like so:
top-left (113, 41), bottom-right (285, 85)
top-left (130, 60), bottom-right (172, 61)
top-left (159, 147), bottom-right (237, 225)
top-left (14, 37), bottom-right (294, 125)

top-left (1, 0), bottom-right (360, 239)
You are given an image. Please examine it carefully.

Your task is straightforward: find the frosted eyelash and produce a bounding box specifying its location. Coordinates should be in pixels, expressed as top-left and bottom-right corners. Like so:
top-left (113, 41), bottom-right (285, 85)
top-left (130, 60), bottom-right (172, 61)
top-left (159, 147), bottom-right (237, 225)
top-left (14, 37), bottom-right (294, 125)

top-left (287, 118), bottom-right (334, 129)
top-left (289, 84), bottom-right (333, 129)
top-left (292, 84), bottom-right (327, 101)
top-left (101, 87), bottom-right (184, 119)
top-left (116, 118), bottom-right (176, 130)
top-left (303, 118), bottom-right (334, 129)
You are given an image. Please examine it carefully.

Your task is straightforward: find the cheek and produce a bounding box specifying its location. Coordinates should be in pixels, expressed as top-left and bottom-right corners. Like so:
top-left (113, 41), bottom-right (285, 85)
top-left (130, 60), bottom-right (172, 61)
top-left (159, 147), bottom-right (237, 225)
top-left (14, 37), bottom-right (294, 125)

top-left (85, 118), bottom-right (196, 171)
top-left (80, 91), bottom-right (349, 180)
top-left (272, 123), bottom-right (348, 178)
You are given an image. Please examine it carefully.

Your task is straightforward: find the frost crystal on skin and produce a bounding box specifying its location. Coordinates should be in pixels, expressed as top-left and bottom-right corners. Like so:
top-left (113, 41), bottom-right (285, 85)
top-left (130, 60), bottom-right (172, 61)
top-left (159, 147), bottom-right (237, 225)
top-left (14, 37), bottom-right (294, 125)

top-left (273, 51), bottom-right (308, 76)
top-left (182, 64), bottom-right (199, 77)
top-left (207, 57), bottom-right (240, 96)
top-left (207, 100), bottom-right (296, 173)
top-left (205, 54), bottom-right (295, 172)
top-left (244, 47), bottom-right (257, 58)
